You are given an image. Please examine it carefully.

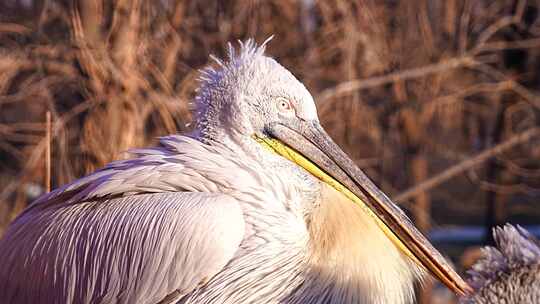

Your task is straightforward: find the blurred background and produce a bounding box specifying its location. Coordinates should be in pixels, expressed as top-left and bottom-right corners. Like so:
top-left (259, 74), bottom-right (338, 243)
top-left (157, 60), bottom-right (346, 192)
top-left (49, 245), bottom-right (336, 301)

top-left (0, 0), bottom-right (539, 302)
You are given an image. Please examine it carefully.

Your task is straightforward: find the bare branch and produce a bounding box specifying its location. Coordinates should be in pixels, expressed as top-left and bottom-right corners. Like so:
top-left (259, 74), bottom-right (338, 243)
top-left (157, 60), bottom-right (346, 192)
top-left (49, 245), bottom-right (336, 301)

top-left (317, 56), bottom-right (476, 102)
top-left (394, 128), bottom-right (540, 203)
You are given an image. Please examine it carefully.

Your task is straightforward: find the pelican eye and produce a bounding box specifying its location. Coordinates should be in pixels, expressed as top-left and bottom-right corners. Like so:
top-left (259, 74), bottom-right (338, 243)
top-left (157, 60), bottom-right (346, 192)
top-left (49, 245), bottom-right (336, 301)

top-left (276, 97), bottom-right (294, 114)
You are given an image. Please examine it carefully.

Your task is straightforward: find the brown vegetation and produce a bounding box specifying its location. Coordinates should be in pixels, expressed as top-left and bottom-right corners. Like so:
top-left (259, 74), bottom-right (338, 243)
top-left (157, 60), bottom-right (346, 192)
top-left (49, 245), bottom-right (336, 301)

top-left (1, 0), bottom-right (540, 302)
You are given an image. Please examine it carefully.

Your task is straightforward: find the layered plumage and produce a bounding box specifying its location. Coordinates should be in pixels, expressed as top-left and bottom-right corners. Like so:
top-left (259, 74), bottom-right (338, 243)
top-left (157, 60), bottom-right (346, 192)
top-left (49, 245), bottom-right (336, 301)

top-left (462, 225), bottom-right (540, 303)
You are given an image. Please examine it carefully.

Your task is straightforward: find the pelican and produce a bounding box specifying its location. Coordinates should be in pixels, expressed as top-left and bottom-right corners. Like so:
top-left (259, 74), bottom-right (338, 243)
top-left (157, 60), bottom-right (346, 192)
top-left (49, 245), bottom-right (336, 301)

top-left (0, 39), bottom-right (470, 303)
top-left (461, 225), bottom-right (540, 303)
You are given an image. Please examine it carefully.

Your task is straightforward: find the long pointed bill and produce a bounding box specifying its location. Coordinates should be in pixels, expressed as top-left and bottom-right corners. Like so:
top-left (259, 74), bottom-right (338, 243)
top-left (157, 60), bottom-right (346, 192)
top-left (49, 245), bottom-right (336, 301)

top-left (254, 120), bottom-right (472, 296)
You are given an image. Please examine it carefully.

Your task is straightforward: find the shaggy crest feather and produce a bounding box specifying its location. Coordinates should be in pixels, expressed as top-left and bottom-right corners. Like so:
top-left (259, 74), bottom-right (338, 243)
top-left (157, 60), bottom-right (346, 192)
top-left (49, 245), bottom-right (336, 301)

top-left (194, 37), bottom-right (273, 136)
top-left (462, 224), bottom-right (540, 303)
top-left (467, 225), bottom-right (540, 290)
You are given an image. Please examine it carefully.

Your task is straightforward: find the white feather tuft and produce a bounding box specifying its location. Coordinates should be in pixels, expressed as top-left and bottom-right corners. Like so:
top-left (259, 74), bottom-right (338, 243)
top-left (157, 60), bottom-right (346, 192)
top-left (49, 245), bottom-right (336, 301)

top-left (193, 37), bottom-right (274, 137)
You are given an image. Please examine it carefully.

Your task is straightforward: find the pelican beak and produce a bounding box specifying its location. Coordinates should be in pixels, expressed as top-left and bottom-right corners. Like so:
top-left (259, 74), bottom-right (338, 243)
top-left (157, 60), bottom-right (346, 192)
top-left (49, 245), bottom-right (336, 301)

top-left (255, 119), bottom-right (472, 296)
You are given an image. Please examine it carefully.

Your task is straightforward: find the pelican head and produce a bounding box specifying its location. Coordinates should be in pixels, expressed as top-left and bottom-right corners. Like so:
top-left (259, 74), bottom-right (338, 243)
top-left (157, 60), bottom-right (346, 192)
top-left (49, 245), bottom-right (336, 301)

top-left (194, 38), bottom-right (471, 302)
top-left (195, 38), bottom-right (317, 143)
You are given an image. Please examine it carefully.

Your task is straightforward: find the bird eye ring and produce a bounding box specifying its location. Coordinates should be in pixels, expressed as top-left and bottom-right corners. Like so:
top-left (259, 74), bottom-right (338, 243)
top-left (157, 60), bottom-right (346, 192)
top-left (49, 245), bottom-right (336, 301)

top-left (276, 97), bottom-right (294, 113)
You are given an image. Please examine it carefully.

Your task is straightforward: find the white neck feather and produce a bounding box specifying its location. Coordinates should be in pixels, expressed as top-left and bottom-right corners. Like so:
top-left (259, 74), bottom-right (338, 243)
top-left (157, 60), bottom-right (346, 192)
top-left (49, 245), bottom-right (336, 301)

top-left (299, 183), bottom-right (425, 304)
